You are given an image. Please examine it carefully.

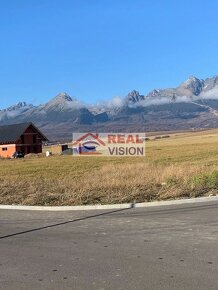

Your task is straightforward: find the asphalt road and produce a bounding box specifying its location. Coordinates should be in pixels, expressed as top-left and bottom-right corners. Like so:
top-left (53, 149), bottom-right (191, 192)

top-left (0, 201), bottom-right (218, 290)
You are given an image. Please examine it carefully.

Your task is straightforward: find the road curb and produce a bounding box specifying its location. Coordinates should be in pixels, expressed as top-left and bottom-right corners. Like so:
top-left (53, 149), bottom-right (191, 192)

top-left (0, 195), bottom-right (218, 211)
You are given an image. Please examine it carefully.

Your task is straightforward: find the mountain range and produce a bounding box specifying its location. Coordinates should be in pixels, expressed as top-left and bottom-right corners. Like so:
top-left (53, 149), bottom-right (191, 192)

top-left (1, 75), bottom-right (218, 140)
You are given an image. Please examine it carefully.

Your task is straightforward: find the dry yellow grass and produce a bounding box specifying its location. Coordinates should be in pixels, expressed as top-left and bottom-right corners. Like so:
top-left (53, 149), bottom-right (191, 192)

top-left (0, 130), bottom-right (218, 205)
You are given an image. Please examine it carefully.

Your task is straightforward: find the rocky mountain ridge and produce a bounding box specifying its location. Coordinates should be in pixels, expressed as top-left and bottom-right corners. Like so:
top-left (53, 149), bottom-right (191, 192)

top-left (1, 75), bottom-right (218, 140)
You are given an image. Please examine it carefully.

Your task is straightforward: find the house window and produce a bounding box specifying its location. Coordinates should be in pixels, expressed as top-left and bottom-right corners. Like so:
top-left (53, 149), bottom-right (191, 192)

top-left (21, 135), bottom-right (24, 144)
top-left (33, 134), bottom-right (37, 144)
top-left (2, 147), bottom-right (7, 151)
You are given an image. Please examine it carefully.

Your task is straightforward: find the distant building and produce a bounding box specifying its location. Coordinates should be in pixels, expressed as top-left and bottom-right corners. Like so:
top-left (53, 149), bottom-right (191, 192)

top-left (51, 144), bottom-right (69, 155)
top-left (0, 122), bottom-right (48, 158)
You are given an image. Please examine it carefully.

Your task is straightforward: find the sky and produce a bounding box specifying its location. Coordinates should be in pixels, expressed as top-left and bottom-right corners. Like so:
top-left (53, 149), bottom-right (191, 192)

top-left (1, 0), bottom-right (218, 108)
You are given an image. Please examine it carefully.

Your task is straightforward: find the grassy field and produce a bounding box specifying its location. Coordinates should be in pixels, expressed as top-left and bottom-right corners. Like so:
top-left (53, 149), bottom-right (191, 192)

top-left (0, 129), bottom-right (218, 205)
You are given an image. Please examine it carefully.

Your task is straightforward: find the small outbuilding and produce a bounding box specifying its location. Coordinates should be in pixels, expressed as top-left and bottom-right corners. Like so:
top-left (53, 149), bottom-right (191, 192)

top-left (0, 122), bottom-right (48, 158)
top-left (51, 144), bottom-right (69, 155)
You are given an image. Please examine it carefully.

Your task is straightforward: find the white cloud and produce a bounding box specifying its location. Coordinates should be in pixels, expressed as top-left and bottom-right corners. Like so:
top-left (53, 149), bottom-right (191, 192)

top-left (200, 87), bottom-right (218, 100)
top-left (132, 95), bottom-right (192, 107)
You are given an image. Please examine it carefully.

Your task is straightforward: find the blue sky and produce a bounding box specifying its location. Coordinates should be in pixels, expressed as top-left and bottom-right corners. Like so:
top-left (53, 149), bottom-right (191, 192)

top-left (1, 0), bottom-right (218, 108)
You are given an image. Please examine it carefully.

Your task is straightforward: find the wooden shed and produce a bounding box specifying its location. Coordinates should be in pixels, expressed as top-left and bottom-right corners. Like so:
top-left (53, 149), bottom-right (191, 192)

top-left (51, 144), bottom-right (69, 155)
